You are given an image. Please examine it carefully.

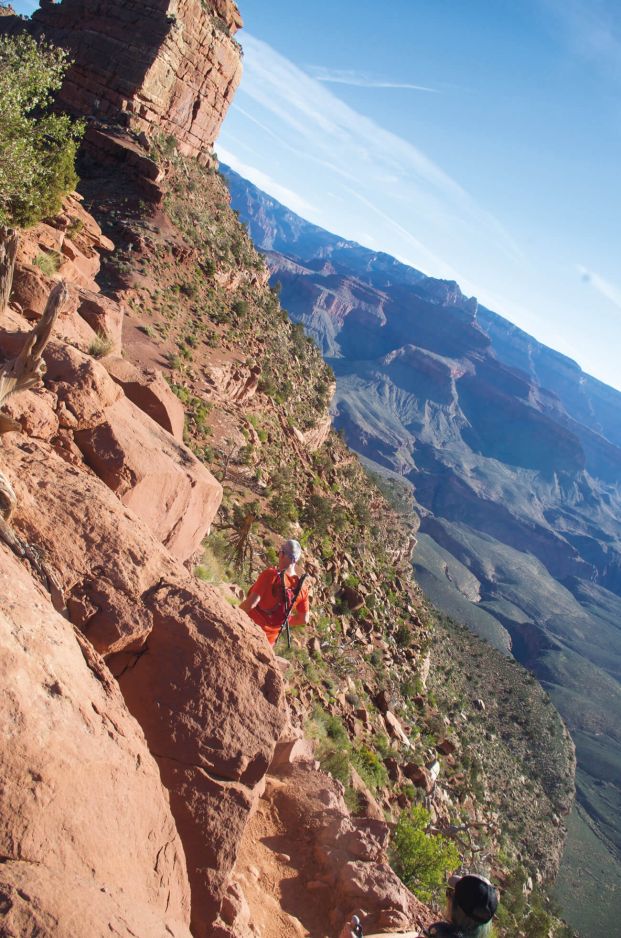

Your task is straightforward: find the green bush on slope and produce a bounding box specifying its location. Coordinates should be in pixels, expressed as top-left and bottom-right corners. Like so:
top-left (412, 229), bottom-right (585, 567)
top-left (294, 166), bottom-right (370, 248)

top-left (0, 33), bottom-right (84, 228)
top-left (390, 804), bottom-right (460, 904)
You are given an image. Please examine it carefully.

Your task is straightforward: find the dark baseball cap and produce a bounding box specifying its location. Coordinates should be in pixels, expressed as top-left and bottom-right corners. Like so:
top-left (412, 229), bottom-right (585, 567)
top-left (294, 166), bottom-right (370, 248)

top-left (454, 875), bottom-right (498, 923)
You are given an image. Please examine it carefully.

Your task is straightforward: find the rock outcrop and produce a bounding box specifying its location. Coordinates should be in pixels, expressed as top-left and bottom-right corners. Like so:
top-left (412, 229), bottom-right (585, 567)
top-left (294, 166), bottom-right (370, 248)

top-left (0, 542), bottom-right (192, 938)
top-left (28, 0), bottom-right (243, 160)
top-left (104, 355), bottom-right (186, 441)
top-left (0, 425), bottom-right (286, 936)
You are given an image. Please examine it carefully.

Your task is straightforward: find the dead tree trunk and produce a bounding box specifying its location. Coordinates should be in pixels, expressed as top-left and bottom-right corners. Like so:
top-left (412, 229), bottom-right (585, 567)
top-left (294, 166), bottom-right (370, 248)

top-left (0, 280), bottom-right (68, 520)
top-left (0, 280), bottom-right (69, 612)
top-left (0, 227), bottom-right (18, 319)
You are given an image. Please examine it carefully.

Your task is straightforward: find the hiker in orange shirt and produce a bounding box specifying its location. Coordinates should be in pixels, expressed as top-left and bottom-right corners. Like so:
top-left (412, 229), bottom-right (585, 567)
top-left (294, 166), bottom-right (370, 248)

top-left (240, 539), bottom-right (310, 646)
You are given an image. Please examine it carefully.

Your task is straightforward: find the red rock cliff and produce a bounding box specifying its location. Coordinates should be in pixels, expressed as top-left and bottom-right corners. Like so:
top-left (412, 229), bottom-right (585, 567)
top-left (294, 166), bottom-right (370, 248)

top-left (30, 0), bottom-right (243, 159)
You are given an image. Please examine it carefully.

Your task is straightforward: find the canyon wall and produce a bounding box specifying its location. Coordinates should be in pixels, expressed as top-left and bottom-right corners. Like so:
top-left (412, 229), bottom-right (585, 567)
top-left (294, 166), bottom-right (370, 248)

top-left (29, 0), bottom-right (243, 159)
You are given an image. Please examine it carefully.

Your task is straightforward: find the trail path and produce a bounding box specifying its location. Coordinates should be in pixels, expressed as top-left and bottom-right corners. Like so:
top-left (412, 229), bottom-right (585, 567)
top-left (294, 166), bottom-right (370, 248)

top-left (236, 775), bottom-right (335, 938)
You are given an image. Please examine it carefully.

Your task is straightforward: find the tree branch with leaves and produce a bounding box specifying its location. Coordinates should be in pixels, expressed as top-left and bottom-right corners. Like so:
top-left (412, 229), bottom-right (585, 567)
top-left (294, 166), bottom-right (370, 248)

top-left (0, 32), bottom-right (83, 315)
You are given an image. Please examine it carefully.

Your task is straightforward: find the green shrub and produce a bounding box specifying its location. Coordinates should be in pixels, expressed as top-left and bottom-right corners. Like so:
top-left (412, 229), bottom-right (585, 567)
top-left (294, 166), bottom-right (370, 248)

top-left (33, 251), bottom-right (60, 276)
top-left (265, 490), bottom-right (298, 535)
top-left (200, 257), bottom-right (216, 277)
top-left (321, 747), bottom-right (351, 786)
top-left (88, 332), bottom-right (113, 359)
top-left (264, 545), bottom-right (278, 565)
top-left (395, 623), bottom-right (413, 647)
top-left (307, 707), bottom-right (353, 785)
top-left (167, 353), bottom-right (183, 370)
top-left (352, 745), bottom-right (389, 791)
top-left (151, 132), bottom-right (177, 161)
top-left (303, 493), bottom-right (336, 536)
top-left (66, 216), bottom-right (84, 238)
top-left (232, 299), bottom-right (249, 317)
top-left (390, 804), bottom-right (460, 904)
top-left (0, 34), bottom-right (84, 228)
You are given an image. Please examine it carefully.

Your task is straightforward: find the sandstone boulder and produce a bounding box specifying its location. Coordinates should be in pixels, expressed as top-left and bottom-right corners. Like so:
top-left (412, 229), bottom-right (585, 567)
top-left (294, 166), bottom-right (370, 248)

top-left (318, 815), bottom-right (390, 864)
top-left (384, 709), bottom-right (411, 747)
top-left (10, 262), bottom-right (53, 315)
top-left (43, 343), bottom-right (221, 561)
top-left (104, 354), bottom-right (185, 440)
top-left (77, 289), bottom-right (124, 353)
top-left (0, 543), bottom-right (191, 938)
top-left (75, 394), bottom-right (221, 561)
top-left (403, 763), bottom-right (434, 793)
top-left (436, 737), bottom-right (457, 756)
top-left (335, 861), bottom-right (423, 932)
top-left (115, 580), bottom-right (287, 935)
top-left (0, 388), bottom-right (59, 441)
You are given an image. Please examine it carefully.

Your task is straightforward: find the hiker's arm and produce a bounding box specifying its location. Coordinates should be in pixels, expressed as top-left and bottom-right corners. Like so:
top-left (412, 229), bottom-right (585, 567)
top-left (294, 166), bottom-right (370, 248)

top-left (240, 590), bottom-right (260, 614)
top-left (289, 608), bottom-right (309, 627)
top-left (289, 589), bottom-right (310, 627)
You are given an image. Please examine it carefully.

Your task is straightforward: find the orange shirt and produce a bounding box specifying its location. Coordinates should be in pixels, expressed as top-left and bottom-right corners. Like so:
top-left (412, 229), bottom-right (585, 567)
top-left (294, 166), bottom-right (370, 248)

top-left (245, 567), bottom-right (310, 645)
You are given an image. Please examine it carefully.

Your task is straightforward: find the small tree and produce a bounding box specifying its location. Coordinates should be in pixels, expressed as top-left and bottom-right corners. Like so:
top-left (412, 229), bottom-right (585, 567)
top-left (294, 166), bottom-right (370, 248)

top-left (390, 804), bottom-right (460, 904)
top-left (0, 33), bottom-right (83, 228)
top-left (0, 33), bottom-right (83, 312)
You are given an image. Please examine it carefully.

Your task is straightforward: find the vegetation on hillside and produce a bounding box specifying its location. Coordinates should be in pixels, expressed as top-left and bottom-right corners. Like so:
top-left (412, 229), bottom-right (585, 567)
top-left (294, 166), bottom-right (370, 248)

top-left (80, 133), bottom-right (577, 937)
top-left (0, 33), bottom-right (83, 229)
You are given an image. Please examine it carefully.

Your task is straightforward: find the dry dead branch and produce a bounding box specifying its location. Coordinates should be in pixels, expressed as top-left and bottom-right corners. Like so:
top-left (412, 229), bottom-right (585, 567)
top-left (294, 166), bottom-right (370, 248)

top-left (0, 280), bottom-right (69, 425)
top-left (0, 227), bottom-right (19, 316)
top-left (0, 280), bottom-right (68, 612)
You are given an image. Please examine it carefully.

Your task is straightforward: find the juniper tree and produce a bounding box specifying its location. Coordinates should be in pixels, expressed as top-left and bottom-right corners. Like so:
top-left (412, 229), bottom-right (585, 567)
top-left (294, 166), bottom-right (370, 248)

top-left (0, 33), bottom-right (83, 312)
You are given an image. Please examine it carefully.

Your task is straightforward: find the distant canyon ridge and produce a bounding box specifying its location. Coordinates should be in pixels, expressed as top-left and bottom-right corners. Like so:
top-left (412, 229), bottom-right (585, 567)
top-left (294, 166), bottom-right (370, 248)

top-left (223, 164), bottom-right (621, 935)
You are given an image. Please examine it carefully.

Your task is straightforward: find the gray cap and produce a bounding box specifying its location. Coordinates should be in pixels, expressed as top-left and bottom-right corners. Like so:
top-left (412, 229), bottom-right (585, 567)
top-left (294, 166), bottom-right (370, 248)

top-left (280, 538), bottom-right (302, 562)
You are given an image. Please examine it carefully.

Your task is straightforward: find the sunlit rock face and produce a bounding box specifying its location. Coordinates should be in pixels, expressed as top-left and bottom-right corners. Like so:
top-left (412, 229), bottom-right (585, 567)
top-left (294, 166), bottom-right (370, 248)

top-left (29, 0), bottom-right (243, 159)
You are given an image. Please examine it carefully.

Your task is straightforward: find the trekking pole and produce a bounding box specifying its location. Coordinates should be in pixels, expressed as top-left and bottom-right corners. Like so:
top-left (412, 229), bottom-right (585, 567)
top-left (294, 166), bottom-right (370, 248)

top-left (283, 609), bottom-right (292, 649)
top-left (277, 572), bottom-right (308, 649)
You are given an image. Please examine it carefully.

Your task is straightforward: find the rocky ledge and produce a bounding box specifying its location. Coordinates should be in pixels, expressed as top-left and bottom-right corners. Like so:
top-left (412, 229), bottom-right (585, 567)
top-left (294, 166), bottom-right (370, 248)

top-left (20, 0), bottom-right (243, 160)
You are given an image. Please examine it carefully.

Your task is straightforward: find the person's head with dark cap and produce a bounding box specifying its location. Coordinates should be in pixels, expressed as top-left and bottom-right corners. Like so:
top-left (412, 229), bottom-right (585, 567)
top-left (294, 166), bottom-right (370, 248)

top-left (278, 538), bottom-right (302, 570)
top-left (447, 874), bottom-right (498, 936)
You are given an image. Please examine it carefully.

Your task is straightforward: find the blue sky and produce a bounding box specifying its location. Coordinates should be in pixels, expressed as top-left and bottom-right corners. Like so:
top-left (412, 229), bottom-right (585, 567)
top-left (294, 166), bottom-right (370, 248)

top-left (11, 1), bottom-right (621, 391)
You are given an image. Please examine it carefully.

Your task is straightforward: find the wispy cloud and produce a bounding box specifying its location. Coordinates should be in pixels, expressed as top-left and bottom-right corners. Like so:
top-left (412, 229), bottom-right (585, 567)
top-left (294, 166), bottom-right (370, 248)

top-left (578, 265), bottom-right (621, 310)
top-left (541, 0), bottom-right (621, 78)
top-left (217, 147), bottom-right (317, 218)
top-left (308, 67), bottom-right (439, 93)
top-left (342, 185), bottom-right (462, 280)
top-left (233, 34), bottom-right (522, 265)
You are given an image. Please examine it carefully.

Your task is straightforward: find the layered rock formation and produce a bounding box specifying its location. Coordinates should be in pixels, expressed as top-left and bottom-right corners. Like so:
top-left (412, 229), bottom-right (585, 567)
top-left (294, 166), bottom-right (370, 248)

top-left (21, 0), bottom-right (243, 160)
